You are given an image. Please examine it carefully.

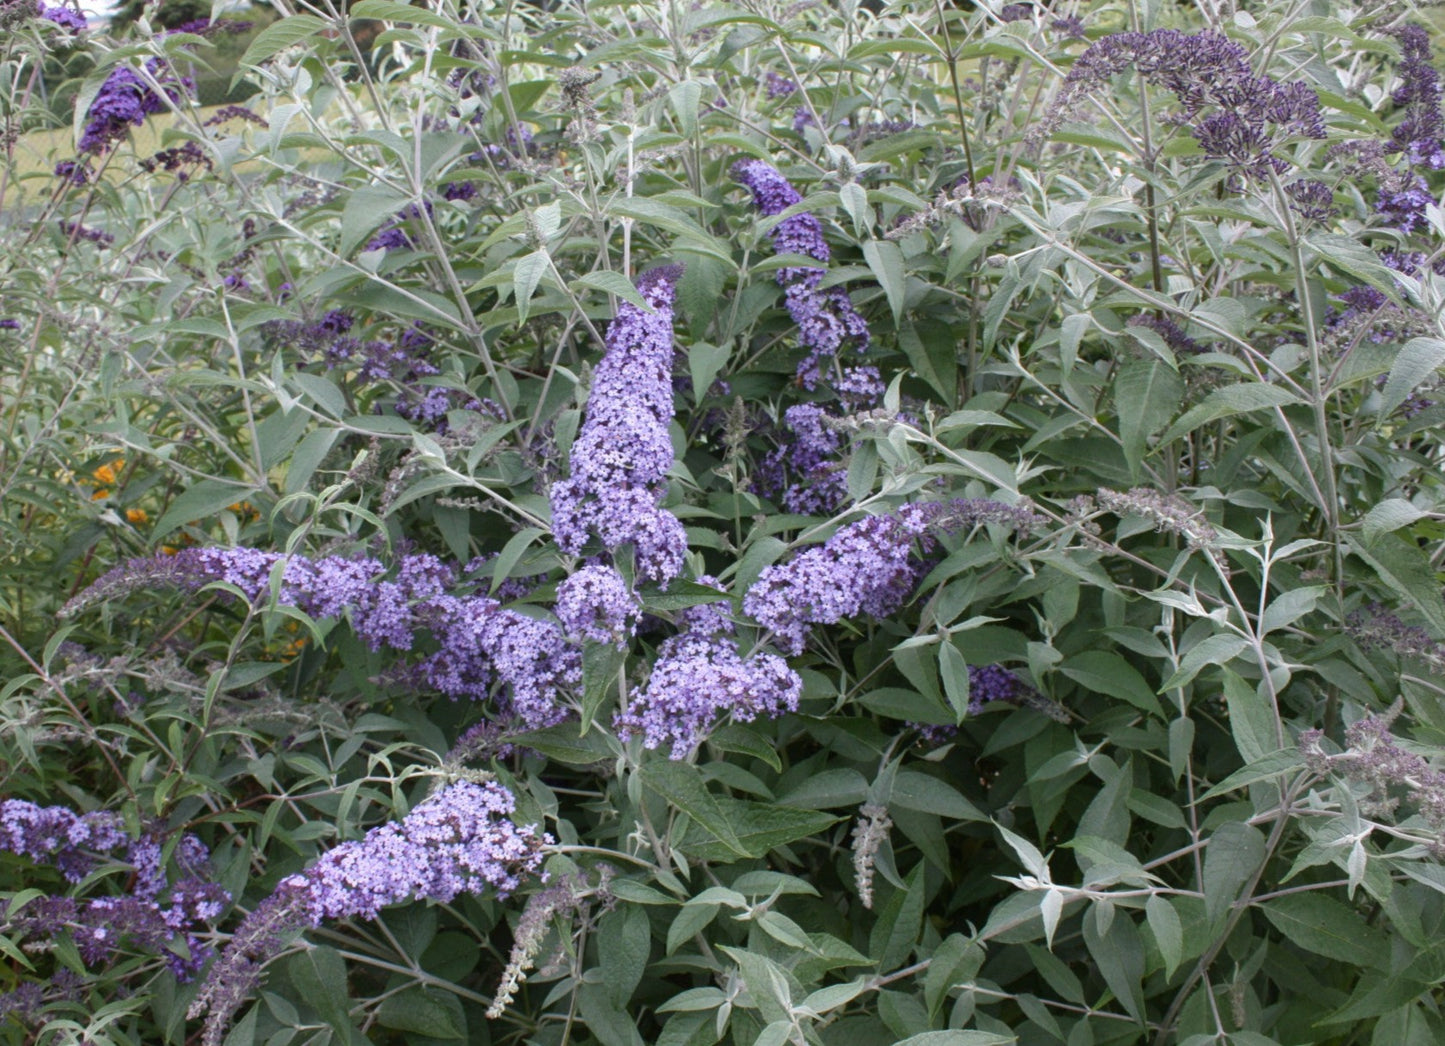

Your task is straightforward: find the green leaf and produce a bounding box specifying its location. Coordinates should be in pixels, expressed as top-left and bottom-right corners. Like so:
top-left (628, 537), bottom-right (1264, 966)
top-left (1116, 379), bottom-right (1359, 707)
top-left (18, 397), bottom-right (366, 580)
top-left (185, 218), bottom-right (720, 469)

top-left (1346, 534), bottom-right (1445, 637)
top-left (870, 864), bottom-right (926, 971)
top-left (490, 526), bottom-right (545, 595)
top-left (573, 269), bottom-right (651, 312)
top-left (375, 988), bottom-right (465, 1039)
top-left (939, 639), bottom-right (972, 723)
top-left (1198, 749), bottom-right (1306, 800)
top-left (778, 768), bottom-right (869, 809)
top-left (863, 239), bottom-right (907, 327)
top-left (1159, 383), bottom-right (1303, 445)
top-left (581, 642), bottom-right (625, 732)
top-left (284, 946), bottom-right (353, 1041)
top-left (153, 479), bottom-right (258, 540)
top-left (513, 249), bottom-right (551, 324)
top-left (340, 186), bottom-right (411, 257)
top-left (350, 0), bottom-right (455, 26)
top-left (1259, 584), bottom-right (1325, 637)
top-left (1381, 338), bottom-right (1445, 418)
top-left (890, 770), bottom-right (984, 821)
top-left (511, 723), bottom-right (616, 765)
top-left (1262, 893), bottom-right (1389, 969)
top-left (640, 761), bottom-right (748, 858)
top-left (1061, 650), bottom-right (1163, 717)
top-left (1362, 498), bottom-right (1427, 546)
top-left (1221, 668), bottom-right (1277, 764)
top-left (892, 1034), bottom-right (1016, 1046)
top-left (1202, 822), bottom-right (1265, 926)
top-left (1159, 634), bottom-right (1248, 691)
top-left (925, 934), bottom-right (985, 1016)
top-left (600, 905), bottom-right (651, 1007)
top-left (1081, 907), bottom-right (1146, 1023)
top-left (680, 798), bottom-right (839, 861)
top-left (687, 341), bottom-right (731, 405)
top-left (1115, 358), bottom-right (1184, 479)
top-left (1146, 894), bottom-right (1183, 978)
top-left (667, 903), bottom-right (720, 955)
top-left (240, 14), bottom-right (328, 67)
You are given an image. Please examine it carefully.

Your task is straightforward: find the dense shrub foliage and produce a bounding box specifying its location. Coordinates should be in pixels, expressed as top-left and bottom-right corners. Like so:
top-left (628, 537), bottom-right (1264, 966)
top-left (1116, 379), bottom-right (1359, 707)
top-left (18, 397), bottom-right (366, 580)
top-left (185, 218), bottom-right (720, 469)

top-left (6, 0), bottom-right (1445, 1043)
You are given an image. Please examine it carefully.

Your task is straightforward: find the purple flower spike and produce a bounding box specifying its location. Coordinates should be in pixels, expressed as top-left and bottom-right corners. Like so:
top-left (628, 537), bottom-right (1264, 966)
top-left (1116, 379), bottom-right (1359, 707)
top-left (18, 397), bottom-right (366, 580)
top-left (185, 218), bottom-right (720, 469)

top-left (734, 160), bottom-right (871, 387)
top-left (190, 780), bottom-right (547, 1046)
top-left (744, 499), bottom-right (1042, 655)
top-left (550, 267), bottom-right (688, 583)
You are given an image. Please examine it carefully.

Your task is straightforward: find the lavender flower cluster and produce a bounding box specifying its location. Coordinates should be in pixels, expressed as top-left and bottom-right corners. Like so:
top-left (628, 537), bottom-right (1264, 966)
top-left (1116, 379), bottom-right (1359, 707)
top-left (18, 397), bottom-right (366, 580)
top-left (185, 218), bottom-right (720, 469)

top-left (0, 798), bottom-right (127, 882)
top-left (617, 577), bottom-right (801, 757)
top-left (1039, 29), bottom-right (1324, 177)
top-left (550, 267), bottom-right (689, 584)
top-left (744, 499), bottom-right (1041, 655)
top-left (0, 801), bottom-right (230, 984)
top-left (733, 160), bottom-right (871, 389)
top-left (190, 779), bottom-right (547, 1046)
top-left (1387, 26), bottom-right (1445, 170)
top-left (64, 548), bottom-right (580, 727)
top-left (555, 563), bottom-right (640, 646)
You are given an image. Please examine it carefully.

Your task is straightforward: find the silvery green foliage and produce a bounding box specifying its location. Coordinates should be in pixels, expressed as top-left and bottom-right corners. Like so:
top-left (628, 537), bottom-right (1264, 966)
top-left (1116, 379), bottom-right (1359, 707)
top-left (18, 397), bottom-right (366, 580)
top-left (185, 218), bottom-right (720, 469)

top-left (6, 1), bottom-right (1445, 1044)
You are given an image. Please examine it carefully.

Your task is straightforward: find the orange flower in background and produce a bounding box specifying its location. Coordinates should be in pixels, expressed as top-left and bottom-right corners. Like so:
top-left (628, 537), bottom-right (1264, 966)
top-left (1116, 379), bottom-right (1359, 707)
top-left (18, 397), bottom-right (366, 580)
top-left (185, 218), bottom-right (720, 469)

top-left (85, 457), bottom-right (125, 500)
top-left (91, 459), bottom-right (123, 486)
top-left (126, 508), bottom-right (148, 525)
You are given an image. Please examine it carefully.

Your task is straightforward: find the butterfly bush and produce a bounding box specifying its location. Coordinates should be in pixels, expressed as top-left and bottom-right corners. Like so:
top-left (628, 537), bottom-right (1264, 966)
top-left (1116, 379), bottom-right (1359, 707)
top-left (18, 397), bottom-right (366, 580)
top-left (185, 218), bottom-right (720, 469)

top-left (14, 2), bottom-right (1445, 1044)
top-left (190, 779), bottom-right (546, 1046)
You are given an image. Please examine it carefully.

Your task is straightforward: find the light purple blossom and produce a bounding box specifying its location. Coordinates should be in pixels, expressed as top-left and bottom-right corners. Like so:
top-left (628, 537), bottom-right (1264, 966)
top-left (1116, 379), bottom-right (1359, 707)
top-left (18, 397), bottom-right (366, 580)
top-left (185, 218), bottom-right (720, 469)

top-left (0, 799), bottom-right (127, 882)
top-left (744, 499), bottom-right (1042, 654)
top-left (65, 550), bottom-right (578, 726)
top-left (556, 564), bottom-right (640, 646)
top-left (550, 267), bottom-right (688, 583)
top-left (733, 160), bottom-right (872, 388)
top-left (616, 603), bottom-right (800, 757)
top-left (189, 780), bottom-right (547, 1046)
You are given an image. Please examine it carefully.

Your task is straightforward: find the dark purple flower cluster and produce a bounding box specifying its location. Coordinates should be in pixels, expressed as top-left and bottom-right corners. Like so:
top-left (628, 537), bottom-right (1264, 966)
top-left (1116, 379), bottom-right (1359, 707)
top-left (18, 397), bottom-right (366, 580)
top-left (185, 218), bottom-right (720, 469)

top-left (40, 4), bottom-right (84, 31)
top-left (1285, 178), bottom-right (1335, 221)
top-left (757, 403), bottom-right (847, 515)
top-left (0, 0), bottom-right (41, 30)
top-left (733, 160), bottom-right (872, 389)
top-left (555, 564), bottom-right (640, 646)
top-left (79, 62), bottom-right (195, 156)
top-left (999, 3), bottom-right (1031, 22)
top-left (1051, 16), bottom-right (1085, 40)
top-left (167, 17), bottom-right (252, 36)
top-left (744, 499), bottom-right (1042, 655)
top-left (190, 780), bottom-right (546, 1046)
top-left (65, 549), bottom-right (581, 726)
top-left (0, 803), bottom-right (229, 982)
top-left (1126, 314), bottom-right (1203, 355)
top-left (1040, 29), bottom-right (1324, 176)
top-left (203, 105), bottom-right (268, 129)
top-left (616, 583), bottom-right (801, 757)
top-left (550, 267), bottom-right (689, 584)
top-left (366, 201), bottom-right (435, 252)
top-left (1387, 26), bottom-right (1445, 169)
top-left (54, 159), bottom-right (90, 185)
top-left (0, 318), bottom-right (20, 331)
top-left (58, 220), bottom-right (113, 247)
top-left (138, 140), bottom-right (212, 180)
top-left (766, 72), bottom-right (798, 99)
